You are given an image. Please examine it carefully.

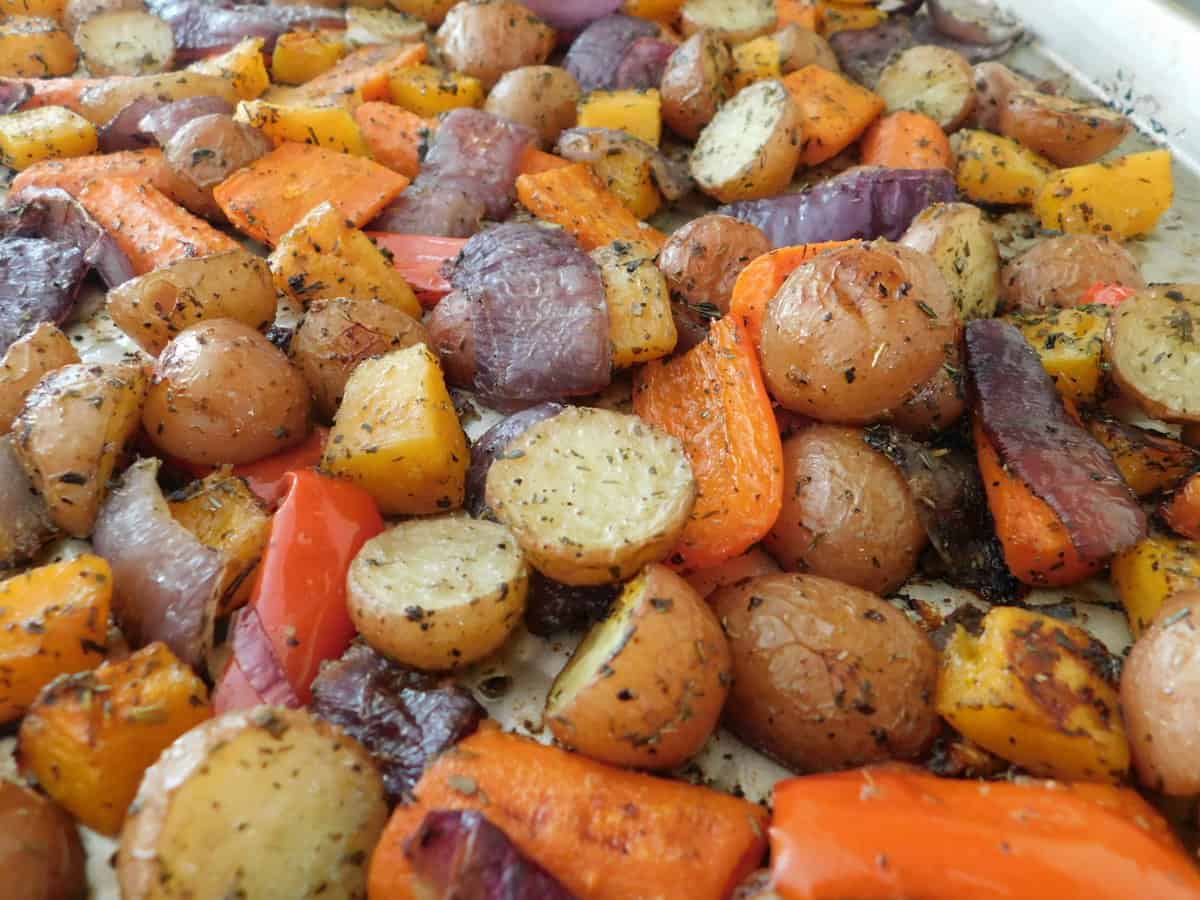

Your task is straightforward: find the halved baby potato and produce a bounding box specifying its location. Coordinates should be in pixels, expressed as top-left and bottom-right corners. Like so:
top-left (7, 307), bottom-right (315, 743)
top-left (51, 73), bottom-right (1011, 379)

top-left (485, 407), bottom-right (696, 586)
top-left (75, 10), bottom-right (175, 76)
top-left (680, 0), bottom-right (776, 45)
top-left (1107, 286), bottom-right (1200, 424)
top-left (900, 202), bottom-right (1001, 321)
top-left (545, 563), bottom-right (731, 770)
top-left (660, 30), bottom-right (733, 142)
top-left (0, 323), bottom-right (79, 433)
top-left (347, 515), bottom-right (529, 671)
top-left (689, 79), bottom-right (801, 203)
top-left (877, 44), bottom-right (976, 132)
top-left (999, 90), bottom-right (1130, 167)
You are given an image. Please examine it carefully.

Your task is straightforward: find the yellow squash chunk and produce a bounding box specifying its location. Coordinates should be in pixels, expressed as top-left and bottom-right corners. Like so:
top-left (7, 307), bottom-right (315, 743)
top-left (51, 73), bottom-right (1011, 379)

top-left (272, 29), bottom-right (348, 85)
top-left (591, 241), bottom-right (677, 367)
top-left (388, 64), bottom-right (484, 117)
top-left (0, 16), bottom-right (77, 77)
top-left (1007, 305), bottom-right (1110, 406)
top-left (578, 89), bottom-right (663, 147)
top-left (0, 555), bottom-right (110, 725)
top-left (0, 0), bottom-right (65, 19)
top-left (820, 2), bottom-right (885, 34)
top-left (732, 35), bottom-right (782, 90)
top-left (952, 128), bottom-right (1055, 206)
top-left (937, 606), bottom-right (1129, 783)
top-left (189, 37), bottom-right (270, 101)
top-left (386, 0), bottom-right (456, 24)
top-left (1112, 533), bottom-right (1200, 636)
top-left (18, 642), bottom-right (212, 836)
top-left (322, 344), bottom-right (469, 516)
top-left (591, 148), bottom-right (662, 220)
top-left (269, 201), bottom-right (421, 316)
top-left (0, 106), bottom-right (97, 170)
top-left (1035, 150), bottom-right (1174, 241)
top-left (235, 99), bottom-right (369, 156)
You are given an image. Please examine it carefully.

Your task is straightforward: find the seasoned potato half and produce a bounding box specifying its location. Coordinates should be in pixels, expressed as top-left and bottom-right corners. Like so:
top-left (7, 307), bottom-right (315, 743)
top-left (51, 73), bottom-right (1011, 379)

top-left (774, 24), bottom-right (839, 74)
top-left (970, 61), bottom-right (1037, 132)
top-left (347, 515), bottom-right (529, 671)
top-left (680, 0), bottom-right (776, 44)
top-left (1000, 233), bottom-right (1144, 313)
top-left (657, 213), bottom-right (772, 313)
top-left (118, 707), bottom-right (388, 900)
top-left (900, 202), bottom-right (1000, 321)
top-left (999, 90), bottom-right (1131, 167)
top-left (0, 323), bottom-right (79, 433)
top-left (434, 0), bottom-right (554, 89)
top-left (660, 30), bottom-right (733, 141)
top-left (485, 407), bottom-right (696, 585)
top-left (690, 79), bottom-right (801, 203)
top-left (485, 65), bottom-right (580, 148)
top-left (877, 44), bottom-right (976, 131)
top-left (75, 11), bottom-right (174, 76)
top-left (1107, 286), bottom-right (1200, 423)
top-left (65, 0), bottom-right (148, 35)
top-left (546, 563), bottom-right (731, 770)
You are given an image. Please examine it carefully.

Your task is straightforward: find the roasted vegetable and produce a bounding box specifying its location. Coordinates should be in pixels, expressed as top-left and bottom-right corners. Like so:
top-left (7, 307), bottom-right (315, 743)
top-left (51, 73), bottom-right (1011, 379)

top-left (659, 29), bottom-right (733, 141)
top-left (680, 0), bottom-right (775, 44)
top-left (952, 128), bottom-right (1053, 206)
top-left (0, 436), bottom-right (56, 567)
top-left (1086, 416), bottom-right (1197, 498)
top-left (592, 241), bottom-right (677, 368)
top-left (1000, 89), bottom-right (1131, 167)
top-left (0, 106), bottom-right (97, 171)
top-left (1000, 235), bottom-right (1144, 313)
top-left (1035, 150), bottom-right (1174, 240)
top-left (0, 237), bottom-right (87, 358)
top-left (434, 0), bottom-right (553, 90)
top-left (0, 323), bottom-right (78, 433)
top-left (76, 10), bottom-right (175, 76)
top-left (1111, 533), bottom-right (1200, 636)
top-left (0, 780), bottom-right (86, 900)
top-left (876, 44), bottom-right (975, 130)
top-left (900, 202), bottom-right (1000, 320)
top-left (656, 215), bottom-right (771, 314)
top-left (564, 14), bottom-right (658, 93)
top-left (1008, 304), bottom-right (1110, 406)
top-left (1106, 285), bottom-right (1200, 424)
top-left (0, 16), bottom-right (78, 78)
top-left (464, 403), bottom-right (564, 516)
top-left (485, 65), bottom-right (581, 148)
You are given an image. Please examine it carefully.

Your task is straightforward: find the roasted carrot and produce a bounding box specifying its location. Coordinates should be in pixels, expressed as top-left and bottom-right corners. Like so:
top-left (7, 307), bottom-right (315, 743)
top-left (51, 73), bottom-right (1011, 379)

top-left (974, 418), bottom-right (1099, 586)
top-left (517, 145), bottom-right (572, 176)
top-left (213, 142), bottom-right (409, 247)
top-left (777, 0), bottom-right (822, 30)
top-left (516, 162), bottom-right (666, 256)
top-left (860, 110), bottom-right (954, 170)
top-left (367, 724), bottom-right (768, 900)
top-left (19, 76), bottom-right (116, 113)
top-left (634, 316), bottom-right (784, 570)
top-left (11, 148), bottom-right (176, 201)
top-left (782, 64), bottom-right (885, 166)
top-left (728, 240), bottom-right (859, 345)
top-left (353, 102), bottom-right (435, 179)
top-left (78, 177), bottom-right (239, 275)
top-left (771, 766), bottom-right (1200, 900)
top-left (1163, 472), bottom-right (1200, 541)
top-left (301, 42), bottom-right (427, 105)
top-left (365, 233), bottom-right (466, 306)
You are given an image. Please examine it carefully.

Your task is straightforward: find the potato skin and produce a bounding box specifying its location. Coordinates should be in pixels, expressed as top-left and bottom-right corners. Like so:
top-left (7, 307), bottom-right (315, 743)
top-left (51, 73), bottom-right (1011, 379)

top-left (1000, 234), bottom-right (1144, 312)
top-left (999, 90), bottom-right (1131, 167)
top-left (970, 61), bottom-right (1037, 132)
top-left (0, 780), bottom-right (86, 900)
top-left (484, 65), bottom-right (580, 148)
top-left (163, 114), bottom-right (272, 220)
top-left (713, 573), bottom-right (939, 772)
top-left (764, 425), bottom-right (927, 594)
top-left (761, 241), bottom-right (961, 424)
top-left (1121, 592), bottom-right (1200, 795)
top-left (660, 30), bottom-right (733, 141)
top-left (435, 0), bottom-right (555, 90)
top-left (143, 319), bottom-right (312, 466)
top-left (657, 214), bottom-right (771, 314)
top-left (775, 24), bottom-right (838, 74)
top-left (886, 357), bottom-right (965, 435)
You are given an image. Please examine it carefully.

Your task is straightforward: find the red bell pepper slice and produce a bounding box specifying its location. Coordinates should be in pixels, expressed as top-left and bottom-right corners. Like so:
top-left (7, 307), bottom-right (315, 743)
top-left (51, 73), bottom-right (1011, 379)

top-left (1080, 282), bottom-right (1138, 307)
top-left (233, 426), bottom-right (328, 507)
top-left (367, 232), bottom-right (466, 306)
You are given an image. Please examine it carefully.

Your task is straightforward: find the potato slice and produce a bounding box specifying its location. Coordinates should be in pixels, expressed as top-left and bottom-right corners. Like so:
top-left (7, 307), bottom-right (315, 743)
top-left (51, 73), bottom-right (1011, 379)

top-left (546, 563), bottom-right (730, 769)
top-left (64, 0), bottom-right (147, 35)
top-left (117, 707), bottom-right (387, 900)
top-left (680, 0), bottom-right (776, 44)
top-left (0, 324), bottom-right (79, 433)
top-left (660, 30), bottom-right (733, 142)
top-left (689, 79), bottom-right (801, 203)
top-left (1107, 286), bottom-right (1200, 424)
top-left (900, 202), bottom-right (1000, 320)
top-left (877, 44), bottom-right (975, 131)
top-left (999, 90), bottom-right (1130, 167)
top-left (485, 406), bottom-right (695, 585)
top-left (345, 6), bottom-right (426, 46)
top-left (348, 515), bottom-right (528, 671)
top-left (75, 10), bottom-right (175, 77)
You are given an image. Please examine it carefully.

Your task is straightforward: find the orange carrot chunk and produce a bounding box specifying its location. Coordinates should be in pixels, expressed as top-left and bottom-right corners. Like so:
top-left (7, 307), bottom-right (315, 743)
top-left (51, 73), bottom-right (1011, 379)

top-left (19, 76), bottom-right (118, 113)
top-left (11, 148), bottom-right (176, 201)
top-left (517, 145), bottom-right (572, 176)
top-left (1163, 472), bottom-right (1200, 541)
top-left (301, 42), bottom-right (427, 104)
top-left (353, 102), bottom-right (435, 179)
top-left (365, 233), bottom-right (467, 306)
top-left (634, 316), bottom-right (784, 570)
top-left (782, 64), bottom-right (885, 166)
top-left (860, 110), bottom-right (954, 170)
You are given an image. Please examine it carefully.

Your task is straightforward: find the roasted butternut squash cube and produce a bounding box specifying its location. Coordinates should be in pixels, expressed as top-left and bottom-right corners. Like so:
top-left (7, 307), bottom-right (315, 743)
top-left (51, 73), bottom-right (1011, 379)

top-left (1112, 533), bottom-right (1200, 636)
top-left (732, 35), bottom-right (782, 90)
top-left (235, 99), bottom-right (369, 156)
top-left (0, 16), bottom-right (77, 77)
top-left (0, 106), bottom-right (97, 170)
top-left (322, 345), bottom-right (468, 516)
top-left (0, 0), bottom-right (65, 19)
top-left (388, 64), bottom-right (484, 117)
top-left (268, 201), bottom-right (421, 317)
top-left (188, 36), bottom-right (270, 101)
top-left (1035, 150), bottom-right (1174, 241)
top-left (169, 472), bottom-right (271, 616)
top-left (589, 149), bottom-right (662, 220)
top-left (578, 89), bottom-right (663, 147)
top-left (18, 642), bottom-right (212, 835)
top-left (0, 555), bottom-right (111, 725)
top-left (952, 129), bottom-right (1054, 206)
top-left (272, 29), bottom-right (348, 85)
top-left (591, 241), bottom-right (677, 367)
top-left (1008, 305), bottom-right (1110, 406)
top-left (937, 606), bottom-right (1129, 783)
top-left (820, 2), bottom-right (885, 34)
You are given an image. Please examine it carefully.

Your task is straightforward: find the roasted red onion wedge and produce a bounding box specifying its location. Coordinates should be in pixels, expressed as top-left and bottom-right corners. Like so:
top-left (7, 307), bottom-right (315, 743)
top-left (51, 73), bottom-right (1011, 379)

top-left (466, 402), bottom-right (564, 515)
top-left (519, 0), bottom-right (622, 31)
top-left (97, 97), bottom-right (161, 153)
top-left (218, 605), bottom-right (301, 712)
top-left (137, 94), bottom-right (236, 146)
top-left (92, 457), bottom-right (225, 671)
top-left (563, 14), bottom-right (659, 92)
top-left (0, 237), bottom-right (88, 356)
top-left (965, 319), bottom-right (1146, 563)
top-left (0, 436), bottom-right (55, 568)
top-left (0, 78), bottom-right (31, 114)
top-left (614, 37), bottom-right (675, 90)
top-left (147, 0), bottom-right (345, 60)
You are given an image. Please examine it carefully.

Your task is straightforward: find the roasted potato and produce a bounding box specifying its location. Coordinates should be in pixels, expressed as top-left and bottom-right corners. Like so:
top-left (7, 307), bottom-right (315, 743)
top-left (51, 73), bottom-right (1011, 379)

top-left (117, 707), bottom-right (387, 900)
top-left (0, 780), bottom-right (86, 900)
top-left (877, 44), bottom-right (976, 132)
top-left (484, 65), bottom-right (580, 148)
top-left (546, 563), bottom-right (731, 769)
top-left (107, 249), bottom-right (277, 356)
top-left (774, 24), bottom-right (839, 74)
top-left (0, 323), bottom-right (79, 433)
top-left (1008, 304), bottom-right (1111, 406)
top-left (1112, 532), bottom-right (1200, 636)
top-left (143, 319), bottom-right (312, 466)
top-left (684, 546), bottom-right (780, 598)
top-left (0, 436), bottom-right (55, 568)
top-left (1000, 234), bottom-right (1144, 312)
top-left (660, 30), bottom-right (733, 141)
top-left (291, 297), bottom-right (429, 419)
top-left (657, 214), bottom-right (772, 314)
top-left (345, 6), bottom-right (426, 46)
top-left (887, 354), bottom-right (966, 434)
top-left (64, 0), bottom-right (146, 34)
top-left (389, 0), bottom-right (457, 25)
top-left (348, 514), bottom-right (528, 670)
top-left (690, 79), bottom-right (801, 203)
top-left (434, 0), bottom-right (554, 90)
top-left (485, 406), bottom-right (696, 586)
top-left (77, 72), bottom-right (242, 125)
top-left (760, 241), bottom-right (961, 424)
top-left (13, 362), bottom-right (147, 538)
top-left (999, 89), bottom-right (1131, 167)
top-left (764, 425), bottom-right (927, 594)
top-left (592, 241), bottom-right (677, 368)
top-left (163, 113), bottom-right (273, 219)
top-left (75, 10), bottom-right (174, 76)
top-left (1121, 592), bottom-right (1200, 794)
top-left (0, 16), bottom-right (78, 78)
top-left (900, 202), bottom-right (1000, 321)
top-left (424, 290), bottom-right (475, 387)
top-left (1106, 285), bottom-right (1200, 424)
top-left (680, 0), bottom-right (776, 44)
top-left (970, 60), bottom-right (1037, 132)
top-left (713, 573), bottom-right (940, 772)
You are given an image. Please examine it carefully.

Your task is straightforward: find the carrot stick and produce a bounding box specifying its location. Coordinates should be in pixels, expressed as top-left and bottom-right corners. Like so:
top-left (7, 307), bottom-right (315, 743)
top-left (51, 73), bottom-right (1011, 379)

top-left (782, 64), bottom-right (885, 166)
top-left (517, 145), bottom-right (572, 176)
top-left (516, 162), bottom-right (666, 257)
top-left (78, 177), bottom-right (239, 275)
top-left (11, 148), bottom-right (176, 201)
top-left (729, 240), bottom-right (859, 345)
top-left (353, 102), bottom-right (435, 179)
top-left (367, 724), bottom-right (768, 900)
top-left (634, 316), bottom-right (784, 570)
top-left (859, 110), bottom-right (954, 170)
top-left (365, 233), bottom-right (466, 306)
top-left (19, 76), bottom-right (117, 113)
top-left (301, 42), bottom-right (427, 105)
top-left (213, 142), bottom-right (409, 247)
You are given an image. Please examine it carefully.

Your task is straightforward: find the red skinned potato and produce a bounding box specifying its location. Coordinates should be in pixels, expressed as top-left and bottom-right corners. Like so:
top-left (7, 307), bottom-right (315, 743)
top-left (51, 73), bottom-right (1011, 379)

top-left (1000, 235), bottom-right (1145, 312)
top-left (657, 214), bottom-right (771, 313)
top-left (435, 0), bottom-right (554, 90)
top-left (660, 30), bottom-right (733, 141)
top-left (877, 44), bottom-right (976, 132)
top-left (1106, 286), bottom-right (1200, 425)
top-left (484, 65), bottom-right (580, 148)
top-left (0, 780), bottom-right (86, 900)
top-left (971, 61), bottom-right (1037, 132)
top-left (1000, 90), bottom-right (1131, 167)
